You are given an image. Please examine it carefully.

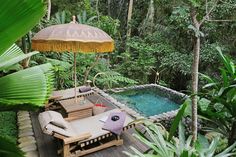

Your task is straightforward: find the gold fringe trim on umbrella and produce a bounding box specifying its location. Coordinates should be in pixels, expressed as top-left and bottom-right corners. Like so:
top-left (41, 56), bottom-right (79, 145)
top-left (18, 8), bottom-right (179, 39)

top-left (32, 40), bottom-right (114, 53)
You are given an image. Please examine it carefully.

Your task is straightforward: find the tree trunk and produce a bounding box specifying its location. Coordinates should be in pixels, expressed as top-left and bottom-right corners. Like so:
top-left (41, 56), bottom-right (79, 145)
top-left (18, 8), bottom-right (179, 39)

top-left (139, 0), bottom-right (155, 35)
top-left (126, 0), bottom-right (133, 39)
top-left (229, 121), bottom-right (236, 145)
top-left (108, 0), bottom-right (111, 16)
top-left (21, 36), bottom-right (30, 69)
top-left (191, 35), bottom-right (200, 142)
top-left (96, 0), bottom-right (100, 21)
top-left (84, 55), bottom-right (100, 84)
top-left (47, 0), bottom-right (51, 21)
top-left (190, 8), bottom-right (201, 142)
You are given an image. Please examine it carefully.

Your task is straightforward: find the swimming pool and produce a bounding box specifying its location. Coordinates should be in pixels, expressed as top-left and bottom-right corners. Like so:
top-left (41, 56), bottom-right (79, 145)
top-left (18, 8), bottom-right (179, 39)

top-left (110, 85), bottom-right (185, 117)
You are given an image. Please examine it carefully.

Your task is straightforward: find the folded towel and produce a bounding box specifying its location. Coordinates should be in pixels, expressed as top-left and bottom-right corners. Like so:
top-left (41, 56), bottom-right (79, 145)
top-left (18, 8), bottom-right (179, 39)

top-left (79, 86), bottom-right (91, 93)
top-left (102, 112), bottom-right (126, 135)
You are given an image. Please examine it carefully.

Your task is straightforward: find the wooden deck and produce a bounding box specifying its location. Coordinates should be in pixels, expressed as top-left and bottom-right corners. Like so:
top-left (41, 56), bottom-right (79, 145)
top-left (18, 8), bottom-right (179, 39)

top-left (31, 93), bottom-right (148, 157)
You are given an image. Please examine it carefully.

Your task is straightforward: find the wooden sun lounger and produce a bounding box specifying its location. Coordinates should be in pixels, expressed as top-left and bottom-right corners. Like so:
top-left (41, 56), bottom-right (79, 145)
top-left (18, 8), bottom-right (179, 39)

top-left (45, 87), bottom-right (94, 111)
top-left (51, 88), bottom-right (94, 101)
top-left (38, 109), bottom-right (135, 157)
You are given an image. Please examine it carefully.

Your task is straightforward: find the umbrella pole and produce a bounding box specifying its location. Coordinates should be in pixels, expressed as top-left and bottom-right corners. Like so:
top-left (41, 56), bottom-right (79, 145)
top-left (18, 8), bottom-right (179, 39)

top-left (74, 52), bottom-right (77, 102)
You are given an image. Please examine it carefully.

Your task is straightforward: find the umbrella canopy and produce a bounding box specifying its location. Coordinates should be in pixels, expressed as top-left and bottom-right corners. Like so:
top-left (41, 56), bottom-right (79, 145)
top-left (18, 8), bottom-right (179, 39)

top-left (32, 23), bottom-right (114, 53)
top-left (32, 19), bottom-right (114, 101)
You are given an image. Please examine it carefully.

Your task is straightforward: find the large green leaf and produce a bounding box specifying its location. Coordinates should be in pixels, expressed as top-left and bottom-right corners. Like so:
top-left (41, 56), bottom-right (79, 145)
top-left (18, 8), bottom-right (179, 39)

top-left (168, 100), bottom-right (188, 141)
top-left (0, 136), bottom-right (24, 157)
top-left (216, 47), bottom-right (235, 75)
top-left (0, 0), bottom-right (45, 54)
top-left (0, 44), bottom-right (38, 71)
top-left (0, 63), bottom-right (54, 111)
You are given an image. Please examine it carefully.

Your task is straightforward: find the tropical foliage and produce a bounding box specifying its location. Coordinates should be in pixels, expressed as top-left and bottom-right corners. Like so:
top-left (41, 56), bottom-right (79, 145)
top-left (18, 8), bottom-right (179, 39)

top-left (124, 119), bottom-right (236, 157)
top-left (0, 0), bottom-right (53, 156)
top-left (199, 48), bottom-right (236, 145)
top-left (1, 0), bottom-right (236, 156)
top-left (0, 136), bottom-right (25, 157)
top-left (0, 44), bottom-right (54, 111)
top-left (0, 0), bottom-right (45, 54)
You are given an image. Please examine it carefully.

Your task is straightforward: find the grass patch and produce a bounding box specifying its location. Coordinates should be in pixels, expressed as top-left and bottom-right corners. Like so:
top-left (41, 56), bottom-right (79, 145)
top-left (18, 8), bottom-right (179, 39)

top-left (0, 111), bottom-right (17, 143)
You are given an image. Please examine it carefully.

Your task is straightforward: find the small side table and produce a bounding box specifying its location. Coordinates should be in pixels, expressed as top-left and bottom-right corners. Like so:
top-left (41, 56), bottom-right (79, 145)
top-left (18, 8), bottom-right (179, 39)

top-left (59, 97), bottom-right (94, 120)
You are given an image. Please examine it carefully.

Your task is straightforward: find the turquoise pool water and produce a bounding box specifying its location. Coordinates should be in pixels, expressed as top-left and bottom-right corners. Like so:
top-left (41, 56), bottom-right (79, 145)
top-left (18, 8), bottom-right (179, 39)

top-left (111, 89), bottom-right (179, 116)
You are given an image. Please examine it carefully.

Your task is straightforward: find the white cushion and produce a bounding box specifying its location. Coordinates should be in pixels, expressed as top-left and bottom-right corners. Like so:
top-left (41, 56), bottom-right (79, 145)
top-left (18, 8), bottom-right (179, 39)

top-left (45, 124), bottom-right (76, 137)
top-left (47, 111), bottom-right (69, 129)
top-left (38, 111), bottom-right (75, 137)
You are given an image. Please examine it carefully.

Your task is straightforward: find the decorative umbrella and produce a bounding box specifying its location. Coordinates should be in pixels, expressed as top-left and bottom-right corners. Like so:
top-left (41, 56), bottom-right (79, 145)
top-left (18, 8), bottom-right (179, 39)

top-left (32, 16), bottom-right (114, 101)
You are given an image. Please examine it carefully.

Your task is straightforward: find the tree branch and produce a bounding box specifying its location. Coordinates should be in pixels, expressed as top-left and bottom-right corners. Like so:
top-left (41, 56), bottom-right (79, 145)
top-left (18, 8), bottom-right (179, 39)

top-left (190, 7), bottom-right (199, 27)
top-left (200, 0), bottom-right (219, 25)
top-left (83, 54), bottom-right (100, 84)
top-left (207, 19), bottom-right (236, 22)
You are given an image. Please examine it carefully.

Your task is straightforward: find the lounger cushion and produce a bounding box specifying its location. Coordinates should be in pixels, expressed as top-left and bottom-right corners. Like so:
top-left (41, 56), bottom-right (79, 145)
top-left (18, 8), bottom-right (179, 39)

top-left (69, 109), bottom-right (133, 140)
top-left (39, 109), bottom-right (134, 140)
top-left (39, 111), bottom-right (76, 137)
top-left (79, 86), bottom-right (91, 93)
top-left (45, 124), bottom-right (76, 137)
top-left (47, 111), bottom-right (69, 129)
top-left (38, 110), bottom-right (51, 129)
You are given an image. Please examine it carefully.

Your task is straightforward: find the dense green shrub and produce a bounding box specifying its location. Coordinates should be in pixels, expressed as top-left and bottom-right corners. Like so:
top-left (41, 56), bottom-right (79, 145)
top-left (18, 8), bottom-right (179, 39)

top-left (0, 111), bottom-right (17, 143)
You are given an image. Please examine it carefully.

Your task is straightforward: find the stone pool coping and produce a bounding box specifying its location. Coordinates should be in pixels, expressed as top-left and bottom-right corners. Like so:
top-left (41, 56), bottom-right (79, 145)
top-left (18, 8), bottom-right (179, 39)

top-left (94, 84), bottom-right (188, 122)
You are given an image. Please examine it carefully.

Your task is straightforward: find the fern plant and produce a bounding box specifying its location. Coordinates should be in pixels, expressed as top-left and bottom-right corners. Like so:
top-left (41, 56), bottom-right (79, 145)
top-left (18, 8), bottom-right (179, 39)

top-left (77, 10), bottom-right (97, 24)
top-left (93, 71), bottom-right (137, 89)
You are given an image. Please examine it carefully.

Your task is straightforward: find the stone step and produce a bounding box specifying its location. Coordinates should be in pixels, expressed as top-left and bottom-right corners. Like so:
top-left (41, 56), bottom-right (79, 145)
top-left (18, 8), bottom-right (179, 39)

top-left (19, 140), bottom-right (36, 148)
top-left (25, 151), bottom-right (39, 157)
top-left (21, 144), bottom-right (37, 152)
top-left (18, 136), bottom-right (36, 144)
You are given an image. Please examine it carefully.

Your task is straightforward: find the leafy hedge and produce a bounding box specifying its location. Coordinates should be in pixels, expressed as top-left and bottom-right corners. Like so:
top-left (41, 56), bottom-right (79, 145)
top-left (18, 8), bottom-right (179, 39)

top-left (0, 111), bottom-right (17, 143)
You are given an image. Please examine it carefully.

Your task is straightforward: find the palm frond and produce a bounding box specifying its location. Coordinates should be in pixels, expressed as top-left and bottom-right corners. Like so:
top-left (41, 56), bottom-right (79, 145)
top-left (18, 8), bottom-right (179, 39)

top-left (0, 0), bottom-right (45, 54)
top-left (0, 63), bottom-right (54, 111)
top-left (0, 44), bottom-right (38, 71)
top-left (0, 136), bottom-right (24, 157)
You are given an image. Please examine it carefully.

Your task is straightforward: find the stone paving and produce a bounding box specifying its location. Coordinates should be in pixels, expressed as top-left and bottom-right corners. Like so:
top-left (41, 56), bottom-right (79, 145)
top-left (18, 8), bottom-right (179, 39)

top-left (17, 111), bottom-right (39, 157)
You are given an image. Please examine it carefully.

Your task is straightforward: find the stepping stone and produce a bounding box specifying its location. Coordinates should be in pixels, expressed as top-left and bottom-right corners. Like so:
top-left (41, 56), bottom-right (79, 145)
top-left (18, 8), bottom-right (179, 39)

top-left (18, 136), bottom-right (36, 144)
top-left (18, 116), bottom-right (30, 122)
top-left (19, 127), bottom-right (33, 133)
top-left (18, 119), bottom-right (31, 125)
top-left (18, 113), bottom-right (30, 118)
top-left (18, 120), bottom-right (31, 125)
top-left (19, 140), bottom-right (36, 148)
top-left (17, 111), bottom-right (28, 115)
top-left (25, 151), bottom-right (39, 157)
top-left (21, 144), bottom-right (37, 152)
top-left (19, 130), bottom-right (34, 138)
top-left (19, 124), bottom-right (32, 130)
top-left (17, 111), bottom-right (29, 117)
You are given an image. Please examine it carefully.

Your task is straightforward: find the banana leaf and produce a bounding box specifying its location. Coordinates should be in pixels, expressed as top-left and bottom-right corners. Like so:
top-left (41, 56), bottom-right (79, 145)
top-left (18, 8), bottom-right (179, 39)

top-left (0, 63), bottom-right (54, 111)
top-left (0, 44), bottom-right (38, 71)
top-left (0, 0), bottom-right (45, 54)
top-left (0, 136), bottom-right (24, 157)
